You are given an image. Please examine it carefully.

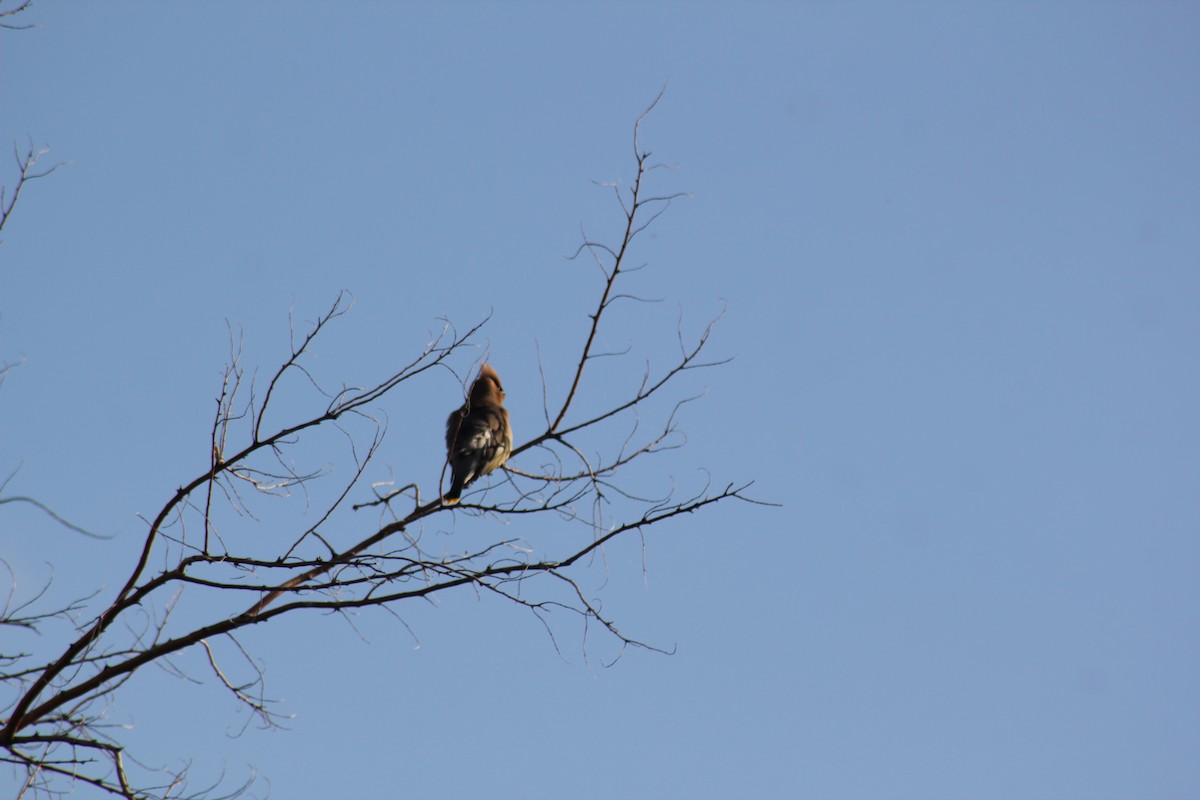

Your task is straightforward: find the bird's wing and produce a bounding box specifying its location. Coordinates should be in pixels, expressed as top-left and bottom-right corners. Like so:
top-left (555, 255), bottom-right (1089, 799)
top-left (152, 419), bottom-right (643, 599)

top-left (453, 407), bottom-right (510, 476)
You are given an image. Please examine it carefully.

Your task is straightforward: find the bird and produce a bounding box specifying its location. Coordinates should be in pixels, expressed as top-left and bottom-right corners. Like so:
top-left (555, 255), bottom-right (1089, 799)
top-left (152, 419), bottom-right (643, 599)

top-left (443, 363), bottom-right (512, 505)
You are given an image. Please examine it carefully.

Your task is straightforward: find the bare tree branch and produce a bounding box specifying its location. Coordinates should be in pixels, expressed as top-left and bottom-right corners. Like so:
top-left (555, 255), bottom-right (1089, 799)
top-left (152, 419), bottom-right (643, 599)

top-left (1, 93), bottom-right (768, 799)
top-left (0, 140), bottom-right (64, 243)
top-left (0, 0), bottom-right (35, 32)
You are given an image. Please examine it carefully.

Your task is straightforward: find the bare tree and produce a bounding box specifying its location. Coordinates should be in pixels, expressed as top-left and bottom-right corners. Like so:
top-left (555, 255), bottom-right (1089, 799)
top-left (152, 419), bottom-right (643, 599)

top-left (0, 96), bottom-right (761, 799)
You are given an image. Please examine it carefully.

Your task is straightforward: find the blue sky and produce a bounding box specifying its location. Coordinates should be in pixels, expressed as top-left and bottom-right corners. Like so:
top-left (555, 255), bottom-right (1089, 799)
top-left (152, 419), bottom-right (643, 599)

top-left (2, 2), bottom-right (1198, 799)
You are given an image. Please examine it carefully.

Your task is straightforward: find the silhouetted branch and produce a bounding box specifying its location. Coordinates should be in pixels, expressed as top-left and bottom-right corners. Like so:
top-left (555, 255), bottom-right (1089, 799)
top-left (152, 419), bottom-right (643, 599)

top-left (0, 140), bottom-right (64, 241)
top-left (0, 1), bottom-right (35, 32)
top-left (1, 93), bottom-right (765, 800)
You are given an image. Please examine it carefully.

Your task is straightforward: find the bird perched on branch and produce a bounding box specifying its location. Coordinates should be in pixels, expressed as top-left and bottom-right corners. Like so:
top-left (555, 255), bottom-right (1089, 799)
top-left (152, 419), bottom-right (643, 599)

top-left (443, 363), bottom-right (513, 505)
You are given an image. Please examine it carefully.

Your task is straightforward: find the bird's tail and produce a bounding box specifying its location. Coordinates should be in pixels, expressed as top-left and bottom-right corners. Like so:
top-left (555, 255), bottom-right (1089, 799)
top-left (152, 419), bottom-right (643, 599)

top-left (442, 473), bottom-right (467, 505)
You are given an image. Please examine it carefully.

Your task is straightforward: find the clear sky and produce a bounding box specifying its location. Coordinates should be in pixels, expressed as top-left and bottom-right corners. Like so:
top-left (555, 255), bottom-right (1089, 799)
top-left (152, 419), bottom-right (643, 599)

top-left (3, 2), bottom-right (1198, 799)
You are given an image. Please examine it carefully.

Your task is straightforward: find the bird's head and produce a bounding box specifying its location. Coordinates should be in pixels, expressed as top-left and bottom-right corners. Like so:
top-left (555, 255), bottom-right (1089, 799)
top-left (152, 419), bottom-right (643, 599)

top-left (470, 363), bottom-right (506, 405)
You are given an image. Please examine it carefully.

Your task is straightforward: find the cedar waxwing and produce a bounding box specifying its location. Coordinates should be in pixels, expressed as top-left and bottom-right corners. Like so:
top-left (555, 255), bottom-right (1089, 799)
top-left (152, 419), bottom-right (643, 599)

top-left (443, 363), bottom-right (513, 505)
